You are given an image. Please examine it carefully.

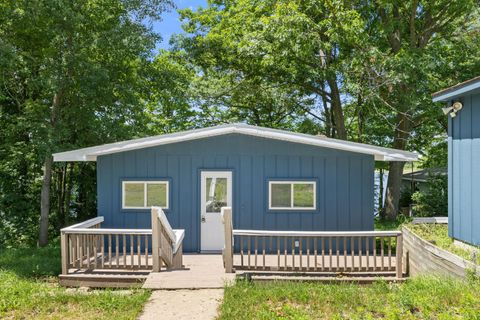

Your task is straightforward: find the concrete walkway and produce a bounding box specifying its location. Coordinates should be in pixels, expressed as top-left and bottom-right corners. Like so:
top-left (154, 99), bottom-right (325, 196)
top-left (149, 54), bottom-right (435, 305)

top-left (138, 289), bottom-right (224, 320)
top-left (139, 254), bottom-right (232, 319)
top-left (143, 254), bottom-right (235, 289)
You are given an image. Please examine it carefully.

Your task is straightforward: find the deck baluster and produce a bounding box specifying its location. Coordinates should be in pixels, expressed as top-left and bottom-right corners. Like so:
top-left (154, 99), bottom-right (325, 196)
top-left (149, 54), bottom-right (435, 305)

top-left (380, 236), bottom-right (385, 271)
top-left (328, 237), bottom-right (332, 271)
top-left (321, 237), bottom-right (325, 271)
top-left (388, 237), bottom-right (392, 270)
top-left (351, 237), bottom-right (355, 271)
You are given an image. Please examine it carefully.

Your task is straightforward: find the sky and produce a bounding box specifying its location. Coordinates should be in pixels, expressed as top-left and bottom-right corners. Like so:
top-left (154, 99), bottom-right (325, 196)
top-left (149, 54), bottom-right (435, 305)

top-left (153, 0), bottom-right (208, 50)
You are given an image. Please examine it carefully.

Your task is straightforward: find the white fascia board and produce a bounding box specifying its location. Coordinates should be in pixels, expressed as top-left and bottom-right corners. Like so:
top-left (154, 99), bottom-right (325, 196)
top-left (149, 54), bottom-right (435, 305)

top-left (432, 81), bottom-right (480, 102)
top-left (53, 152), bottom-right (89, 162)
top-left (235, 126), bottom-right (418, 161)
top-left (89, 126), bottom-right (235, 157)
top-left (52, 124), bottom-right (419, 162)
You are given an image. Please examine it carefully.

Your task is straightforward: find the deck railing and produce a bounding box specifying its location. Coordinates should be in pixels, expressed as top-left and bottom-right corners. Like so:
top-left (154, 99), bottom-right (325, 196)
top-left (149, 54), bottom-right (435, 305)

top-left (151, 207), bottom-right (184, 271)
top-left (222, 208), bottom-right (404, 279)
top-left (60, 207), bottom-right (183, 275)
top-left (60, 217), bottom-right (152, 274)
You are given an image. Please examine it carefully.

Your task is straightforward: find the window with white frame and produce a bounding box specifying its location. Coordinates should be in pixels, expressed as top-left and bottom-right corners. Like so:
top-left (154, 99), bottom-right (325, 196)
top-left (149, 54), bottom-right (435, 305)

top-left (122, 181), bottom-right (169, 209)
top-left (268, 181), bottom-right (316, 210)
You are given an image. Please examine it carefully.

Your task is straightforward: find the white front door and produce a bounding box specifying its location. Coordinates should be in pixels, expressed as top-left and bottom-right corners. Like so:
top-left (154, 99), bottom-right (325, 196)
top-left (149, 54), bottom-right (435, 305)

top-left (200, 171), bottom-right (232, 252)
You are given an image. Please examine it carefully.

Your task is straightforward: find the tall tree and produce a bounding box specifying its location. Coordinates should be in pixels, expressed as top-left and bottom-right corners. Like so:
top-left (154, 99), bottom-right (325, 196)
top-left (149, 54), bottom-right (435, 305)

top-left (0, 0), bottom-right (171, 246)
top-left (177, 0), bottom-right (363, 135)
top-left (349, 0), bottom-right (477, 219)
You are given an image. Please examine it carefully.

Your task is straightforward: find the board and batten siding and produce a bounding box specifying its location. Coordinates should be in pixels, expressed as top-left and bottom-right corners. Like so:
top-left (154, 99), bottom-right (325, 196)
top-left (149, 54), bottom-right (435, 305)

top-left (448, 92), bottom-right (480, 246)
top-left (97, 133), bottom-right (375, 252)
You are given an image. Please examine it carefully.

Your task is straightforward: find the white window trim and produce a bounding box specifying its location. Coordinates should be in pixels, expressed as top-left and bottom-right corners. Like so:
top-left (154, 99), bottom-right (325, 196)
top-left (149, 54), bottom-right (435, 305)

top-left (122, 180), bottom-right (169, 209)
top-left (268, 181), bottom-right (316, 211)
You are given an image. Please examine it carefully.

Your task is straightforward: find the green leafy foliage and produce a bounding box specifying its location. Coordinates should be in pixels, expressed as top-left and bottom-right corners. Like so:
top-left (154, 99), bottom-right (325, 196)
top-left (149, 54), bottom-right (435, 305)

top-left (0, 0), bottom-right (179, 246)
top-left (412, 176), bottom-right (448, 217)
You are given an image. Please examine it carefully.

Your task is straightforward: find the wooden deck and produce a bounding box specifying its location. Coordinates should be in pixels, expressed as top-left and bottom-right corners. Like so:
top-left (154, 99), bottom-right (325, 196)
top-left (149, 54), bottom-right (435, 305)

top-left (142, 253), bottom-right (402, 290)
top-left (59, 209), bottom-right (405, 288)
top-left (61, 253), bottom-right (404, 288)
top-left (233, 253), bottom-right (398, 272)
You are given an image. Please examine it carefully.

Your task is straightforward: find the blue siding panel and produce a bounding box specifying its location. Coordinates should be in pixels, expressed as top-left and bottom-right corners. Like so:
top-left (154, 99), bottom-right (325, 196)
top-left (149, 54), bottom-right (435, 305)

top-left (349, 158), bottom-right (362, 229)
top-left (337, 158), bottom-right (349, 230)
top-left (325, 157), bottom-right (338, 231)
top-left (312, 157), bottom-right (325, 231)
top-left (96, 134), bottom-right (375, 252)
top-left (449, 92), bottom-right (480, 245)
top-left (362, 158), bottom-right (375, 230)
top-left (471, 94), bottom-right (480, 244)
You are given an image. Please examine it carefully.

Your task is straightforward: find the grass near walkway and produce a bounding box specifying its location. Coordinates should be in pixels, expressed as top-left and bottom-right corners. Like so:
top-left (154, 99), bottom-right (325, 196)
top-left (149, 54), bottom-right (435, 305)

top-left (220, 277), bottom-right (480, 319)
top-left (0, 246), bottom-right (150, 319)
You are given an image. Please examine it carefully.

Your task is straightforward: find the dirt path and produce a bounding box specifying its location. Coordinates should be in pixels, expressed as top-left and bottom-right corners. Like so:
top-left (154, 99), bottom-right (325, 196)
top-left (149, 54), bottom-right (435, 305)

top-left (138, 289), bottom-right (224, 320)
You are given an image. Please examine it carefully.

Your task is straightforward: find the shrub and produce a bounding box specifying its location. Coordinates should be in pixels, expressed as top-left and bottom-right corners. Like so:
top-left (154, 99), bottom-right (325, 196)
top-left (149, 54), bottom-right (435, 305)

top-left (412, 176), bottom-right (447, 217)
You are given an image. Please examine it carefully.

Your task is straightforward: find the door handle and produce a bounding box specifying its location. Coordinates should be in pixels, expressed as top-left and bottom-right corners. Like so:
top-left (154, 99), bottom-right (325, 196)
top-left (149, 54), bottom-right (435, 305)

top-left (201, 215), bottom-right (206, 223)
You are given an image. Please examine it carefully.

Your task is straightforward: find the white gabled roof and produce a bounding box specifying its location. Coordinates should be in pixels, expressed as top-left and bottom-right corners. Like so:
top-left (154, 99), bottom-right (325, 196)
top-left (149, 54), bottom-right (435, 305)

top-left (53, 123), bottom-right (418, 162)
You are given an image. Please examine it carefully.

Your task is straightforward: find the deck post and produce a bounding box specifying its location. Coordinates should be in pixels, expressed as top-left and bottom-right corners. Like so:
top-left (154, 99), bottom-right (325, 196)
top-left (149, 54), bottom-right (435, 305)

top-left (151, 207), bottom-right (161, 272)
top-left (61, 231), bottom-right (68, 275)
top-left (222, 207), bottom-right (234, 273)
top-left (396, 233), bottom-right (403, 279)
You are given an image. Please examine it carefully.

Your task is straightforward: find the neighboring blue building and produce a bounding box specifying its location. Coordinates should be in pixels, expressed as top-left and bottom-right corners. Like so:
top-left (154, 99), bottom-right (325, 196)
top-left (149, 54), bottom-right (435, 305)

top-left (433, 77), bottom-right (480, 246)
top-left (53, 124), bottom-right (417, 252)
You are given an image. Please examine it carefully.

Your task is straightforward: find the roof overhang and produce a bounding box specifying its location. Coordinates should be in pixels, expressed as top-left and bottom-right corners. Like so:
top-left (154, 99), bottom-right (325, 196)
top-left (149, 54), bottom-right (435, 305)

top-left (53, 124), bottom-right (419, 162)
top-left (432, 76), bottom-right (480, 102)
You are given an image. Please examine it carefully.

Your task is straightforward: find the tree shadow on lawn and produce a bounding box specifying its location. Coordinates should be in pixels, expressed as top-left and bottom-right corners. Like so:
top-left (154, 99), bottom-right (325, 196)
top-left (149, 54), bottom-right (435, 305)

top-left (0, 245), bottom-right (61, 279)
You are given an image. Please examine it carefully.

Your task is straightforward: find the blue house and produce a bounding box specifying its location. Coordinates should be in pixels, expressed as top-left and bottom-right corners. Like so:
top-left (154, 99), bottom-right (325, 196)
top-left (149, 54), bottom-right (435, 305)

top-left (433, 77), bottom-right (480, 246)
top-left (53, 124), bottom-right (417, 252)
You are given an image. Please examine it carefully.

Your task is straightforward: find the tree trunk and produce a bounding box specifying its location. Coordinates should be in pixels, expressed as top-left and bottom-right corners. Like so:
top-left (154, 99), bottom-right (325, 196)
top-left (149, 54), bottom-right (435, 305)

top-left (327, 77), bottom-right (347, 140)
top-left (64, 162), bottom-right (75, 226)
top-left (384, 112), bottom-right (409, 220)
top-left (384, 161), bottom-right (405, 220)
top-left (58, 164), bottom-right (68, 228)
top-left (38, 91), bottom-right (62, 246)
top-left (320, 83), bottom-right (332, 137)
top-left (39, 154), bottom-right (53, 246)
top-left (357, 95), bottom-right (364, 142)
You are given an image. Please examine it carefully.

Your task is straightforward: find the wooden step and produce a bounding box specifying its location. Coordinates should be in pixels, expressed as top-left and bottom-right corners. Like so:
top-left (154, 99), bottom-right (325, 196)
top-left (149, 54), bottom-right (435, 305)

top-left (238, 272), bottom-right (407, 284)
top-left (59, 272), bottom-right (148, 288)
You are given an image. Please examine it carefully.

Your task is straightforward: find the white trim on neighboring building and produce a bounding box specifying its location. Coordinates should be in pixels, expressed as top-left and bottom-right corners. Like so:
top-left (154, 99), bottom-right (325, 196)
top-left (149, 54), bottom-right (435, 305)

top-left (53, 123), bottom-right (419, 162)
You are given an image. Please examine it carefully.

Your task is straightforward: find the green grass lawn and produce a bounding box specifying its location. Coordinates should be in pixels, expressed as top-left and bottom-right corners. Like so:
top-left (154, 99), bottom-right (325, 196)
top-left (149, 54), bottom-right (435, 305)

top-left (374, 216), bottom-right (411, 231)
top-left (0, 246), bottom-right (151, 319)
top-left (219, 277), bottom-right (480, 319)
top-left (406, 224), bottom-right (479, 265)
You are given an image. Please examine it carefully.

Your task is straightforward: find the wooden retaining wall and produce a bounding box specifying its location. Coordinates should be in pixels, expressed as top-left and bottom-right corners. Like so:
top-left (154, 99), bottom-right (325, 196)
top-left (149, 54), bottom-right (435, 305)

top-left (402, 226), bottom-right (479, 279)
